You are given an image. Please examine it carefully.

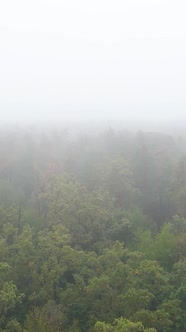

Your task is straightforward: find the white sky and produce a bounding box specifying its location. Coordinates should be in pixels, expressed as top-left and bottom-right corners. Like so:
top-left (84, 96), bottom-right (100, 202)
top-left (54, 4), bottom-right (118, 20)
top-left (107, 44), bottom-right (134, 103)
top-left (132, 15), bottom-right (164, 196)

top-left (0, 0), bottom-right (186, 125)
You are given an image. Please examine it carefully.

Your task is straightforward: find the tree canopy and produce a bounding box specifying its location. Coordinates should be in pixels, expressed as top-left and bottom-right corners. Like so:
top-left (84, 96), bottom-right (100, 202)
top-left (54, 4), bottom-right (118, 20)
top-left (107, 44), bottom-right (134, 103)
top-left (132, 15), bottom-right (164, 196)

top-left (0, 127), bottom-right (185, 331)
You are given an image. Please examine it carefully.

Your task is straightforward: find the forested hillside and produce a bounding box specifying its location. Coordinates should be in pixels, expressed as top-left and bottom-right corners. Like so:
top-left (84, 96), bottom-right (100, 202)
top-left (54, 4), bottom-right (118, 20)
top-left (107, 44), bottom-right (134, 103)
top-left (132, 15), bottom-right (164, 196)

top-left (1, 126), bottom-right (186, 331)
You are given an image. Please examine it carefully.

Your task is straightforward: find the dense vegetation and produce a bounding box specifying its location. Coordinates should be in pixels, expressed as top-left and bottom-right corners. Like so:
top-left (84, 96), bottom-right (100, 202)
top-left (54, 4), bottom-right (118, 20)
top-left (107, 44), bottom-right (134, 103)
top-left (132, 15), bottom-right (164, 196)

top-left (1, 126), bottom-right (186, 331)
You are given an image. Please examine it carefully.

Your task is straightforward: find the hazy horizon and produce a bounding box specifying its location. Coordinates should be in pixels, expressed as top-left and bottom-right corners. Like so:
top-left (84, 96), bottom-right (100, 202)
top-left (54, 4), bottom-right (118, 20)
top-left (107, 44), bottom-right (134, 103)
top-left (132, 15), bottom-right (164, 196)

top-left (0, 0), bottom-right (185, 127)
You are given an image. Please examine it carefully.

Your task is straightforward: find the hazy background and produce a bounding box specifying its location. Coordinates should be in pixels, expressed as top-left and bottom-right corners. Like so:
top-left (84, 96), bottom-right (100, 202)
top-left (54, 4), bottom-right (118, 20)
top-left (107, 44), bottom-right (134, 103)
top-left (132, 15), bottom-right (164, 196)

top-left (0, 0), bottom-right (185, 128)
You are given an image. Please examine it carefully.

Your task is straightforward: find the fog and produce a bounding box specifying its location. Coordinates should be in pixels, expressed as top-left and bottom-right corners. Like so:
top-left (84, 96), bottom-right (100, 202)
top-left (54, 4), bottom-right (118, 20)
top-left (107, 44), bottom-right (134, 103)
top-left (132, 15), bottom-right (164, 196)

top-left (1, 4), bottom-right (186, 328)
top-left (0, 0), bottom-right (185, 128)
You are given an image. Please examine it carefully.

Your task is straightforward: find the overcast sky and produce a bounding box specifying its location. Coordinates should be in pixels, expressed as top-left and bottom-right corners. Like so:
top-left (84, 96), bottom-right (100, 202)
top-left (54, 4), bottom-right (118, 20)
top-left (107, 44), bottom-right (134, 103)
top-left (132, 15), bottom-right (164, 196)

top-left (0, 0), bottom-right (185, 126)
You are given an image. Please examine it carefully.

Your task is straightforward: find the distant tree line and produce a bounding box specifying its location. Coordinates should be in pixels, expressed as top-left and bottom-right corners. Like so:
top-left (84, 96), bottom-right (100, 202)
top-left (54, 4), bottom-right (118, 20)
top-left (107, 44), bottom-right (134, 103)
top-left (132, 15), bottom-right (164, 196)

top-left (0, 127), bottom-right (186, 331)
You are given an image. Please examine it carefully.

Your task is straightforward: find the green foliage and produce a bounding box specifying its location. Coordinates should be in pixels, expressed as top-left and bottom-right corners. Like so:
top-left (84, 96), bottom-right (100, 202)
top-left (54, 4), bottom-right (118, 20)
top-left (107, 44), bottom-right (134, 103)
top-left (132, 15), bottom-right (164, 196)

top-left (136, 224), bottom-right (177, 269)
top-left (94, 318), bottom-right (156, 332)
top-left (0, 128), bottom-right (185, 331)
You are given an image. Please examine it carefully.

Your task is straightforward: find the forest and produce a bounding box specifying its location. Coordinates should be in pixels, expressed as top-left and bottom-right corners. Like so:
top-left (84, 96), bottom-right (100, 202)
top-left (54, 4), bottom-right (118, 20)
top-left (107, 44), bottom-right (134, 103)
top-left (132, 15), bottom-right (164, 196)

top-left (0, 126), bottom-right (186, 332)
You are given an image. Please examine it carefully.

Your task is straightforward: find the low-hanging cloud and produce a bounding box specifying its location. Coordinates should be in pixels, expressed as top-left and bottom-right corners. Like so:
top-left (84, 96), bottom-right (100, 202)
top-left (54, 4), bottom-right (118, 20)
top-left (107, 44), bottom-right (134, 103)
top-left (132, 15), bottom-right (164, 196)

top-left (0, 0), bottom-right (185, 126)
